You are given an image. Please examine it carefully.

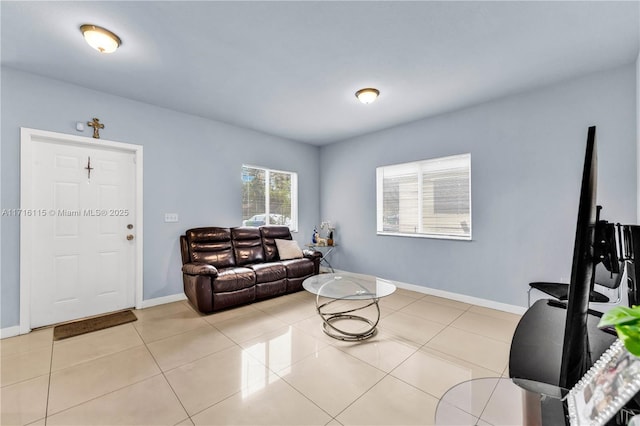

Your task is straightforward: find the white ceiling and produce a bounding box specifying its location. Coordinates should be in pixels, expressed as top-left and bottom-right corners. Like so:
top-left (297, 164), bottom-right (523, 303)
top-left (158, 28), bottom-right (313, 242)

top-left (2, 1), bottom-right (639, 145)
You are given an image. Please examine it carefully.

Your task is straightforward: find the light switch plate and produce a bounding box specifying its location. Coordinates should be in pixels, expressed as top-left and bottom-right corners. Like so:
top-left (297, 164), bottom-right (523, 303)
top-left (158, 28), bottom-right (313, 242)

top-left (164, 213), bottom-right (179, 223)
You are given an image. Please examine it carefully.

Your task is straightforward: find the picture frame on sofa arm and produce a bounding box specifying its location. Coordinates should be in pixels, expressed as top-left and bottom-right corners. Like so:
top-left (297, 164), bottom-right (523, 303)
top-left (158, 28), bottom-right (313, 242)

top-left (566, 339), bottom-right (640, 426)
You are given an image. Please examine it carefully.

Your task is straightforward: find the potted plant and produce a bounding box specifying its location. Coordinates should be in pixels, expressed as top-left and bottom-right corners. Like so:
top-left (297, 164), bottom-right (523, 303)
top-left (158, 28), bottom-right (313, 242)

top-left (598, 306), bottom-right (640, 356)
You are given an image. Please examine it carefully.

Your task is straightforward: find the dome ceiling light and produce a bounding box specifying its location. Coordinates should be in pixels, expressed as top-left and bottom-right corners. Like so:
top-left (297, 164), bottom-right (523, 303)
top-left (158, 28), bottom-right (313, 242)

top-left (80, 24), bottom-right (121, 53)
top-left (355, 88), bottom-right (380, 104)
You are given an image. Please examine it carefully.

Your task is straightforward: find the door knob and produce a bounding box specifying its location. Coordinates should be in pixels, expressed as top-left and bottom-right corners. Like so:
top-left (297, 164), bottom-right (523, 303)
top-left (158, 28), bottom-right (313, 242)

top-left (126, 234), bottom-right (134, 241)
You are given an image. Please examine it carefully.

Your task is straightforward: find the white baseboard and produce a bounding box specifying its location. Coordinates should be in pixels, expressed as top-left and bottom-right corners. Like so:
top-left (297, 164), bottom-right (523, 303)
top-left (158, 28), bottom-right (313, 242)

top-left (138, 293), bottom-right (187, 309)
top-left (331, 269), bottom-right (527, 315)
top-left (0, 326), bottom-right (21, 339)
top-left (393, 281), bottom-right (527, 315)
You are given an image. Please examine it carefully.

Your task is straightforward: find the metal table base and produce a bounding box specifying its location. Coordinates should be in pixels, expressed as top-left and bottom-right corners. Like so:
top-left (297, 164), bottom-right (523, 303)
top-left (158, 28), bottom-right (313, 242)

top-left (315, 295), bottom-right (381, 341)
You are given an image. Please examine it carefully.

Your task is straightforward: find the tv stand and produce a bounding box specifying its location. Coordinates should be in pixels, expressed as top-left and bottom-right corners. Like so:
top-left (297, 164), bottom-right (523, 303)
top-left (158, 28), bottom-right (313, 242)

top-left (509, 299), bottom-right (616, 392)
top-left (544, 299), bottom-right (618, 325)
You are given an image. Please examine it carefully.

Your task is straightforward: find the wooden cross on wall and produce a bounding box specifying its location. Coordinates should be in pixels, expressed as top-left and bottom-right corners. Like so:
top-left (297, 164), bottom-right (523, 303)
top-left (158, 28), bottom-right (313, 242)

top-left (87, 117), bottom-right (104, 139)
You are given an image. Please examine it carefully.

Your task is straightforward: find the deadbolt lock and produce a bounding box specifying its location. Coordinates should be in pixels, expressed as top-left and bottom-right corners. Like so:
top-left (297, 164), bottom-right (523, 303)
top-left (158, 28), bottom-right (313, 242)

top-left (126, 234), bottom-right (134, 241)
top-left (127, 224), bottom-right (134, 229)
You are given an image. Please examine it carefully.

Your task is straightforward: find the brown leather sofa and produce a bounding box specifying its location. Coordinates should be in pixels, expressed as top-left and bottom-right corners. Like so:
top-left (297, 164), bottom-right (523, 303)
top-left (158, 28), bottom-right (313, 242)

top-left (180, 226), bottom-right (322, 314)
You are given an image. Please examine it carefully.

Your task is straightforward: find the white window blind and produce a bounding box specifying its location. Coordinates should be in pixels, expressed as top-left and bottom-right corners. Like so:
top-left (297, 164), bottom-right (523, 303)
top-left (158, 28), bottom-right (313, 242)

top-left (376, 154), bottom-right (471, 240)
top-left (242, 165), bottom-right (298, 231)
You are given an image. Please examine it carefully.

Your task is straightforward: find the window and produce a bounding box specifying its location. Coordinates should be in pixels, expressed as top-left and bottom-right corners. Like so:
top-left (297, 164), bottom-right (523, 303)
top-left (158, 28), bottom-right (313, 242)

top-left (376, 154), bottom-right (471, 240)
top-left (242, 165), bottom-right (298, 231)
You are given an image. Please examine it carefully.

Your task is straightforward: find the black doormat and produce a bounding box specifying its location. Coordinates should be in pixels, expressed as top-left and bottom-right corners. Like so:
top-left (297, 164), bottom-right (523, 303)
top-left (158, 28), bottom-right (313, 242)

top-left (53, 310), bottom-right (137, 341)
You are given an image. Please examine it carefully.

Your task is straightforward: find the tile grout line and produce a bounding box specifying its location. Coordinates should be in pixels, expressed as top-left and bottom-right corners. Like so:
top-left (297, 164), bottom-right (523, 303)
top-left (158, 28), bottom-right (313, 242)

top-left (44, 372), bottom-right (167, 419)
top-left (294, 299), bottom-right (418, 423)
top-left (176, 305), bottom-right (333, 422)
top-left (476, 378), bottom-right (502, 423)
top-left (48, 340), bottom-right (144, 373)
top-left (140, 305), bottom-right (319, 423)
top-left (44, 338), bottom-right (54, 426)
top-left (384, 302), bottom-right (469, 326)
top-left (131, 317), bottom-right (196, 424)
top-left (186, 302), bottom-right (334, 407)
top-left (0, 371), bottom-right (51, 390)
top-left (259, 367), bottom-right (337, 422)
top-left (382, 327), bottom-right (504, 423)
top-left (136, 321), bottom-right (212, 346)
top-left (417, 329), bottom-right (507, 376)
top-left (44, 329), bottom-right (175, 421)
top-left (447, 322), bottom-right (516, 345)
top-left (49, 319), bottom-right (197, 418)
top-left (369, 316), bottom-right (510, 414)
top-left (326, 298), bottom-right (420, 418)
top-left (330, 334), bottom-right (448, 424)
top-left (411, 305), bottom-right (514, 372)
top-left (214, 299), bottom-right (389, 423)
top-left (329, 370), bottom-right (389, 423)
top-left (181, 340), bottom-right (336, 423)
top-left (40, 308), bottom-right (216, 421)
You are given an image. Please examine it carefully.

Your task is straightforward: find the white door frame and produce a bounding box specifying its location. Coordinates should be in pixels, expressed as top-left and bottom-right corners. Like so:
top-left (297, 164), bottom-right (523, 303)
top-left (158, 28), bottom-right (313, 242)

top-left (19, 127), bottom-right (143, 335)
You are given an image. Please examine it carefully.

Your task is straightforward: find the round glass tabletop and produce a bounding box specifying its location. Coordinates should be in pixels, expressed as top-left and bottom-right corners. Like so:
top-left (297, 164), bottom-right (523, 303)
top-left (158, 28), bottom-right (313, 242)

top-left (302, 272), bottom-right (396, 300)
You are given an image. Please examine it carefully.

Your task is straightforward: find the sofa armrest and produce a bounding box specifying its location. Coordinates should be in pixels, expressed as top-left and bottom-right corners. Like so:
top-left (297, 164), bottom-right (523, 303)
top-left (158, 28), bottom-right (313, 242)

top-left (303, 250), bottom-right (322, 275)
top-left (303, 249), bottom-right (322, 260)
top-left (182, 262), bottom-right (219, 277)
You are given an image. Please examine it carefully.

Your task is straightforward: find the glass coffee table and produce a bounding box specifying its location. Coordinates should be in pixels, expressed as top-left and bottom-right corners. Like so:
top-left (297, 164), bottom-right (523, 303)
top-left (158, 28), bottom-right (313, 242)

top-left (302, 272), bottom-right (396, 341)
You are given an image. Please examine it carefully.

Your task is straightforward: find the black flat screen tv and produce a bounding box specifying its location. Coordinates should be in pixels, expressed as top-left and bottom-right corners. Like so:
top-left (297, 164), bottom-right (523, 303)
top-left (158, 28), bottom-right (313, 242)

top-left (559, 125), bottom-right (599, 389)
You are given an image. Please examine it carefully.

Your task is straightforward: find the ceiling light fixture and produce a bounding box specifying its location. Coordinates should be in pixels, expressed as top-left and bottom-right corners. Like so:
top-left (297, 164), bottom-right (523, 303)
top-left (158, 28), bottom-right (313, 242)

top-left (80, 24), bottom-right (121, 53)
top-left (355, 88), bottom-right (380, 104)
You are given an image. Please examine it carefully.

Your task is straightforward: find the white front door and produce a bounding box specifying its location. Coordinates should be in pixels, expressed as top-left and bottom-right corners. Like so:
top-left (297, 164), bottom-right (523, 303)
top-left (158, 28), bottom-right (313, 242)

top-left (27, 137), bottom-right (137, 328)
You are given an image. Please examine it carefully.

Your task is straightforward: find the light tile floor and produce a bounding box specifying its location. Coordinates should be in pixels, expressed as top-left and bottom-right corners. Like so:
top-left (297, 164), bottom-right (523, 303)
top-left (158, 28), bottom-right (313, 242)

top-left (0, 288), bottom-right (523, 426)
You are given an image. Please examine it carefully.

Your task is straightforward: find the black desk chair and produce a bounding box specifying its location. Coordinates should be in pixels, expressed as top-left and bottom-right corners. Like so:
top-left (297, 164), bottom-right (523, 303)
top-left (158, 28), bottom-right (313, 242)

top-left (528, 260), bottom-right (625, 307)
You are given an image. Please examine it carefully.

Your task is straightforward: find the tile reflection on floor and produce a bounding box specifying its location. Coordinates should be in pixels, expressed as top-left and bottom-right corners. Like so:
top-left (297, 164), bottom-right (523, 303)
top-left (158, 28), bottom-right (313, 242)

top-left (0, 288), bottom-right (521, 425)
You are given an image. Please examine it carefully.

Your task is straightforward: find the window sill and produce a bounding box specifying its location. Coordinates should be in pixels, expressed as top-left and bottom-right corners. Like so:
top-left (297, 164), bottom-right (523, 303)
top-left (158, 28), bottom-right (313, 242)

top-left (376, 231), bottom-right (472, 241)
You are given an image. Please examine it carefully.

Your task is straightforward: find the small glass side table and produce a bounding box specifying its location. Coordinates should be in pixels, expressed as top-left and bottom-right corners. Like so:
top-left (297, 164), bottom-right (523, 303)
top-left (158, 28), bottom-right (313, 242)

top-left (305, 244), bottom-right (338, 272)
top-left (435, 377), bottom-right (569, 426)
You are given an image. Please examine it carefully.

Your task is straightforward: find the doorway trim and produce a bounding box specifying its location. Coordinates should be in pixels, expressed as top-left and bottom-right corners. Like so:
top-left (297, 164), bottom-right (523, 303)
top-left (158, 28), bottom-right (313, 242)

top-left (19, 127), bottom-right (143, 335)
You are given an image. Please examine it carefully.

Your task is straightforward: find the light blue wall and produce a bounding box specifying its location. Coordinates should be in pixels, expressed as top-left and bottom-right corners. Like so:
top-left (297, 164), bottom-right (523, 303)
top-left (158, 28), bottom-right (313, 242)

top-left (2, 64), bottom-right (637, 328)
top-left (637, 51), bottom-right (640, 223)
top-left (319, 64), bottom-right (637, 307)
top-left (1, 67), bottom-right (320, 328)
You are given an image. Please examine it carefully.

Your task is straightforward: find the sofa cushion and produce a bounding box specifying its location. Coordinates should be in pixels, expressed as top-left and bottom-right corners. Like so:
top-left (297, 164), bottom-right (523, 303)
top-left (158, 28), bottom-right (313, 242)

top-left (287, 276), bottom-right (307, 293)
top-left (249, 262), bottom-right (286, 283)
top-left (186, 227), bottom-right (235, 268)
top-left (213, 287), bottom-right (255, 311)
top-left (281, 258), bottom-right (314, 278)
top-left (213, 267), bottom-right (256, 293)
top-left (275, 239), bottom-right (303, 260)
top-left (232, 227), bottom-right (265, 266)
top-left (256, 280), bottom-right (287, 299)
top-left (260, 226), bottom-right (293, 262)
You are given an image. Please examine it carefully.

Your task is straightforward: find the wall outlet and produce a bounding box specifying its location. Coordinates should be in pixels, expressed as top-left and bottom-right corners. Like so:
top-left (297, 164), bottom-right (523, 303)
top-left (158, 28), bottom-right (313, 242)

top-left (164, 213), bottom-right (179, 223)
